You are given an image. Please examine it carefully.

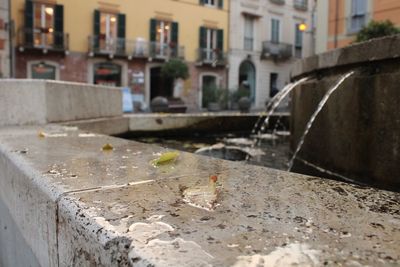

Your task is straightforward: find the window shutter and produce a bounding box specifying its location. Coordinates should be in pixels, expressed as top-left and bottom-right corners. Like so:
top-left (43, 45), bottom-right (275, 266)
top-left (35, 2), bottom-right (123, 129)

top-left (24, 0), bottom-right (34, 46)
top-left (199, 0), bottom-right (205, 5)
top-left (171, 22), bottom-right (179, 45)
top-left (217, 29), bottom-right (223, 51)
top-left (218, 0), bottom-right (224, 9)
top-left (93, 10), bottom-right (100, 49)
top-left (199, 27), bottom-right (207, 48)
top-left (117, 13), bottom-right (126, 52)
top-left (150, 19), bottom-right (157, 42)
top-left (54, 5), bottom-right (64, 49)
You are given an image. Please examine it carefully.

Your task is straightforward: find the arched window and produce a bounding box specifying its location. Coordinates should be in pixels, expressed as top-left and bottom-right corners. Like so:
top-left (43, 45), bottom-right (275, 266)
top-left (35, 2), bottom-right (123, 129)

top-left (93, 62), bottom-right (122, 87)
top-left (238, 60), bottom-right (256, 102)
top-left (28, 61), bottom-right (59, 80)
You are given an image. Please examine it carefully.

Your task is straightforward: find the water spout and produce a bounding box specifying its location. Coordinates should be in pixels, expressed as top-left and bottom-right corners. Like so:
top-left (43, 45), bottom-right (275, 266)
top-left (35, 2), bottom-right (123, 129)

top-left (288, 71), bottom-right (355, 171)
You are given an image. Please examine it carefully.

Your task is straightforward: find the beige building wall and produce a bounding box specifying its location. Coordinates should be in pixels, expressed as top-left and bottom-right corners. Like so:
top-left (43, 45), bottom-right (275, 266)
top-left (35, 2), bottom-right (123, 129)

top-left (228, 0), bottom-right (314, 109)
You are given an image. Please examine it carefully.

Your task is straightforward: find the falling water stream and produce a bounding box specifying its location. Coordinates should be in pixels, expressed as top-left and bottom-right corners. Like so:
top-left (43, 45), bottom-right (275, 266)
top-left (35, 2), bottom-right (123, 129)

top-left (245, 77), bottom-right (309, 161)
top-left (287, 71), bottom-right (355, 171)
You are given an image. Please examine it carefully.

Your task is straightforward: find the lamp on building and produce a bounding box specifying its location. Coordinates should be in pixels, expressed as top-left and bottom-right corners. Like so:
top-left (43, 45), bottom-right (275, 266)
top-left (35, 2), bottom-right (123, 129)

top-left (298, 23), bottom-right (307, 32)
top-left (45, 7), bottom-right (54, 15)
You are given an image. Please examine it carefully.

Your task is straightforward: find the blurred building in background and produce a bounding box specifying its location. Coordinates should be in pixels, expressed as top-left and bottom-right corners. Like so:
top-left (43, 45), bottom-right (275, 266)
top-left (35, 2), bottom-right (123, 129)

top-left (228, 0), bottom-right (314, 109)
top-left (316, 0), bottom-right (400, 53)
top-left (11, 0), bottom-right (229, 111)
top-left (0, 0), bottom-right (10, 78)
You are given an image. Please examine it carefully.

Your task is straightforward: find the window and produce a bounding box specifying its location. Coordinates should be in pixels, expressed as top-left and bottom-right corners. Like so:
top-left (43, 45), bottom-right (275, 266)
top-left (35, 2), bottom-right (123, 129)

top-left (150, 19), bottom-right (179, 58)
top-left (244, 16), bottom-right (254, 51)
top-left (33, 3), bottom-right (54, 47)
top-left (99, 13), bottom-right (117, 51)
top-left (271, 19), bottom-right (280, 43)
top-left (93, 10), bottom-right (125, 53)
top-left (349, 0), bottom-right (367, 33)
top-left (200, 0), bottom-right (223, 9)
top-left (93, 62), bottom-right (122, 87)
top-left (199, 27), bottom-right (223, 62)
top-left (28, 61), bottom-right (59, 80)
top-left (270, 73), bottom-right (278, 97)
top-left (294, 23), bottom-right (303, 58)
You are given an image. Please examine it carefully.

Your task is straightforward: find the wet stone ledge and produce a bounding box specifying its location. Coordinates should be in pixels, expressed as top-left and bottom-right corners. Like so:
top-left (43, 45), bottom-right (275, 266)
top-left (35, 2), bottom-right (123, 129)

top-left (0, 125), bottom-right (399, 266)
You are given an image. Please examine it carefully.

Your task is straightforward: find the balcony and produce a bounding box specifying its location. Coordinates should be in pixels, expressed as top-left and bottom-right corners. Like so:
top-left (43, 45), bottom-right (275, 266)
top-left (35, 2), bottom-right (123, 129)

top-left (18, 28), bottom-right (69, 53)
top-left (148, 42), bottom-right (185, 60)
top-left (261, 41), bottom-right (293, 61)
top-left (293, 0), bottom-right (308, 11)
top-left (269, 0), bottom-right (285, 5)
top-left (88, 36), bottom-right (185, 60)
top-left (197, 48), bottom-right (226, 66)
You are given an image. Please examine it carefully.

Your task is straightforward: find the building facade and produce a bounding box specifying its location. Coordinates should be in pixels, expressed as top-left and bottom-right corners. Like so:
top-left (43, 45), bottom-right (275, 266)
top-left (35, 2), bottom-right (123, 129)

top-left (228, 0), bottom-right (314, 109)
top-left (11, 0), bottom-right (229, 111)
top-left (316, 0), bottom-right (400, 53)
top-left (0, 0), bottom-right (10, 77)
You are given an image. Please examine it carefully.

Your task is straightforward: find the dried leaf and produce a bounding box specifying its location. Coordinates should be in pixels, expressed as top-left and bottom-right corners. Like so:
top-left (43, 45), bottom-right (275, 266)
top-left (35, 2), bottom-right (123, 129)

top-left (38, 131), bottom-right (46, 138)
top-left (102, 143), bottom-right (114, 151)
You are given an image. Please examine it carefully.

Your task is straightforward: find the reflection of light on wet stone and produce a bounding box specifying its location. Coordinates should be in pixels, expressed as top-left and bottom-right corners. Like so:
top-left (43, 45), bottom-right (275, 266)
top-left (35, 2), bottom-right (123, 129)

top-left (129, 222), bottom-right (174, 243)
top-left (232, 243), bottom-right (320, 267)
top-left (78, 133), bottom-right (97, 137)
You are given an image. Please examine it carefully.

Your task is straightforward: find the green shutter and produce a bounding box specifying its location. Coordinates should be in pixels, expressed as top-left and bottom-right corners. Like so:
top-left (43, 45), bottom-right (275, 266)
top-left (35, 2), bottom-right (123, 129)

top-left (54, 5), bottom-right (64, 49)
top-left (217, 29), bottom-right (223, 51)
top-left (171, 22), bottom-right (178, 45)
top-left (24, 0), bottom-right (33, 46)
top-left (199, 27), bottom-right (207, 48)
top-left (218, 0), bottom-right (223, 9)
top-left (117, 13), bottom-right (126, 53)
top-left (150, 19), bottom-right (157, 42)
top-left (93, 10), bottom-right (100, 49)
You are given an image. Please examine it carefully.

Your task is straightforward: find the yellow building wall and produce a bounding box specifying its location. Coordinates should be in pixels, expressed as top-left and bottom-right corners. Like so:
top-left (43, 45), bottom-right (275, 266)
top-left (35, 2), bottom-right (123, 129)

top-left (12, 0), bottom-right (229, 62)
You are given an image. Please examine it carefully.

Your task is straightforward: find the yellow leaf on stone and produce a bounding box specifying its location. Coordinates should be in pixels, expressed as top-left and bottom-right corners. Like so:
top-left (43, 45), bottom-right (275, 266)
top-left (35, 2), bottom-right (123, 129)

top-left (38, 131), bottom-right (46, 138)
top-left (102, 143), bottom-right (114, 151)
top-left (151, 151), bottom-right (180, 166)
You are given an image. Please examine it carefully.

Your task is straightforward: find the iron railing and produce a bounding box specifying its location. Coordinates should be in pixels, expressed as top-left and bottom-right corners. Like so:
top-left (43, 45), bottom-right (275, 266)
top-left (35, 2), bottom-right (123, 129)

top-left (197, 48), bottom-right (226, 65)
top-left (88, 36), bottom-right (185, 59)
top-left (261, 41), bottom-right (293, 60)
top-left (293, 0), bottom-right (308, 11)
top-left (18, 28), bottom-right (69, 51)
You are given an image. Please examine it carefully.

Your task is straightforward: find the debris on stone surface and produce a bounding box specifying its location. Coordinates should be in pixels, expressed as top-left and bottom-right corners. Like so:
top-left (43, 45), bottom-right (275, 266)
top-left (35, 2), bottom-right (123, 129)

top-left (102, 143), bottom-right (114, 151)
top-left (151, 151), bottom-right (180, 166)
top-left (183, 175), bottom-right (219, 211)
top-left (38, 131), bottom-right (46, 138)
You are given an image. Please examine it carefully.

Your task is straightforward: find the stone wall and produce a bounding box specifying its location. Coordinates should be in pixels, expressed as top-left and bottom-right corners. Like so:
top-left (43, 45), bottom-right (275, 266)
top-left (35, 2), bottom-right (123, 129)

top-left (290, 35), bottom-right (400, 190)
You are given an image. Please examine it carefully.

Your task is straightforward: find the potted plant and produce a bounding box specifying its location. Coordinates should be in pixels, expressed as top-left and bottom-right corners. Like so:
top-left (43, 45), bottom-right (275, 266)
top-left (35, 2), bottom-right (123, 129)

top-left (202, 86), bottom-right (228, 112)
top-left (161, 59), bottom-right (189, 99)
top-left (230, 85), bottom-right (251, 112)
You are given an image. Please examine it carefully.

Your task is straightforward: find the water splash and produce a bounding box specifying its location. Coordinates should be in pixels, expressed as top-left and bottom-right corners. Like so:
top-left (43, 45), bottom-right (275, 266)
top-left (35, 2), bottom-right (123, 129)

top-left (288, 71), bottom-right (355, 171)
top-left (246, 77), bottom-right (309, 161)
top-left (251, 77), bottom-right (309, 136)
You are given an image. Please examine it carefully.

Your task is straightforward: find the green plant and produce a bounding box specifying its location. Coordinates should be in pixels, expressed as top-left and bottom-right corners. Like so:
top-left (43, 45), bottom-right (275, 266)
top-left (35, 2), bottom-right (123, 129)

top-left (230, 87), bottom-right (250, 103)
top-left (355, 20), bottom-right (400, 43)
top-left (161, 59), bottom-right (189, 80)
top-left (202, 86), bottom-right (229, 108)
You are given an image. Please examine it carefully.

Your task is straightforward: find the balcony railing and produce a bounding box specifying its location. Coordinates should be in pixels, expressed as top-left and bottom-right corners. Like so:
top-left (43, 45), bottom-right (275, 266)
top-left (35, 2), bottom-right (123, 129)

top-left (293, 0), bottom-right (308, 11)
top-left (18, 28), bottom-right (69, 52)
top-left (261, 41), bottom-right (293, 60)
top-left (197, 48), bottom-right (226, 66)
top-left (88, 36), bottom-right (185, 60)
top-left (148, 42), bottom-right (185, 60)
top-left (269, 0), bottom-right (285, 5)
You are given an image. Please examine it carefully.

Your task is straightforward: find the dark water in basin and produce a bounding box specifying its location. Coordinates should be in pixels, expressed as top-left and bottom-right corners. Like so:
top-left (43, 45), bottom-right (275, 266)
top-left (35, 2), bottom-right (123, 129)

top-left (132, 133), bottom-right (290, 171)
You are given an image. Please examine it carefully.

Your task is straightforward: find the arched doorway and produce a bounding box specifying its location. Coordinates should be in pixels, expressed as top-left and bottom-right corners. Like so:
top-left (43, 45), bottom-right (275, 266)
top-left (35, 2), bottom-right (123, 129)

top-left (238, 60), bottom-right (256, 102)
top-left (93, 62), bottom-right (122, 87)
